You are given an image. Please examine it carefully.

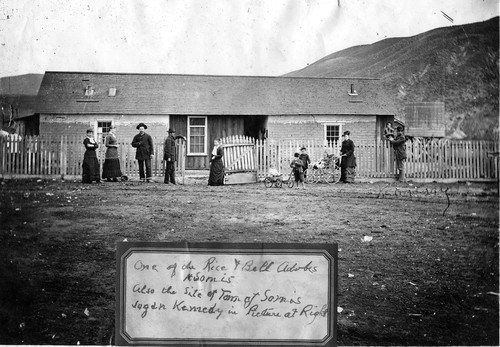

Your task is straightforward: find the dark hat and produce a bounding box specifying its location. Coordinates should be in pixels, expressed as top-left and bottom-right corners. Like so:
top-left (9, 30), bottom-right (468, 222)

top-left (343, 131), bottom-right (350, 136)
top-left (136, 123), bottom-right (147, 130)
top-left (168, 128), bottom-right (176, 133)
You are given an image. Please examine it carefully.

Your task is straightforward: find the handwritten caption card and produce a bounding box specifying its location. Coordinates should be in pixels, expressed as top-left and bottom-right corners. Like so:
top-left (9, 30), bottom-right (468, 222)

top-left (116, 242), bottom-right (337, 346)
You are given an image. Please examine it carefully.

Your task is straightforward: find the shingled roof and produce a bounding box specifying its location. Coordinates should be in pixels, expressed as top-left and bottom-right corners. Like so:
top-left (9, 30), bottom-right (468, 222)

top-left (36, 71), bottom-right (396, 116)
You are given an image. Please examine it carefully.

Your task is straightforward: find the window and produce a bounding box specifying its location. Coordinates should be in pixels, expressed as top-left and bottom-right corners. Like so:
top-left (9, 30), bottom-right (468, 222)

top-left (108, 87), bottom-right (116, 97)
top-left (187, 116), bottom-right (207, 155)
top-left (84, 86), bottom-right (94, 96)
top-left (325, 124), bottom-right (342, 147)
top-left (97, 121), bottom-right (112, 144)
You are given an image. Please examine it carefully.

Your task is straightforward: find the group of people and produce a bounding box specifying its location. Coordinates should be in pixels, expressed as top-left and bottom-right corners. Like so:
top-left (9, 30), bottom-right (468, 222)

top-left (82, 121), bottom-right (407, 186)
top-left (289, 147), bottom-right (310, 189)
top-left (288, 131), bottom-right (357, 188)
top-left (82, 122), bottom-right (225, 186)
top-left (82, 124), bottom-right (130, 183)
top-left (287, 125), bottom-right (407, 187)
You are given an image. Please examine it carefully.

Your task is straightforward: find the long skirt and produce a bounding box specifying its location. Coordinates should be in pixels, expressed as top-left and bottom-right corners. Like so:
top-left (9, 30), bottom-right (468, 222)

top-left (102, 147), bottom-right (123, 179)
top-left (82, 151), bottom-right (100, 183)
top-left (102, 158), bottom-right (122, 179)
top-left (344, 167), bottom-right (356, 183)
top-left (340, 156), bottom-right (356, 183)
top-left (208, 160), bottom-right (225, 186)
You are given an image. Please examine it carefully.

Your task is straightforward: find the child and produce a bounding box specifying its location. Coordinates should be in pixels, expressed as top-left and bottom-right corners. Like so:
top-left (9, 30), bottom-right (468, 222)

top-left (384, 122), bottom-right (395, 139)
top-left (290, 152), bottom-right (305, 189)
top-left (313, 151), bottom-right (330, 169)
top-left (299, 147), bottom-right (311, 172)
top-left (268, 164), bottom-right (281, 178)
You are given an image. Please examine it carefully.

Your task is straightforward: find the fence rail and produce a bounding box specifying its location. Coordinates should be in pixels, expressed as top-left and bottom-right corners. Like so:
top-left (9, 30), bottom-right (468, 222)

top-left (0, 136), bottom-right (498, 181)
top-left (0, 135), bottom-right (185, 179)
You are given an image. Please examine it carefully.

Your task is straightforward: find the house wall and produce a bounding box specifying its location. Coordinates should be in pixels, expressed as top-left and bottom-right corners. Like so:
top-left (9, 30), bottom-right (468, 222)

top-left (39, 114), bottom-right (171, 142)
top-left (267, 115), bottom-right (378, 145)
top-left (38, 113), bottom-right (248, 170)
top-left (170, 115), bottom-right (245, 170)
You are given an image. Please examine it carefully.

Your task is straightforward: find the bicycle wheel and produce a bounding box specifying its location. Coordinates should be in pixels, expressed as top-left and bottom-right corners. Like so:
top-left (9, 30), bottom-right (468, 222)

top-left (304, 169), bottom-right (312, 184)
top-left (324, 168), bottom-right (336, 184)
top-left (310, 169), bottom-right (320, 183)
top-left (331, 167), bottom-right (341, 183)
top-left (324, 167), bottom-right (341, 184)
top-left (287, 171), bottom-right (295, 188)
top-left (275, 178), bottom-right (283, 188)
top-left (316, 168), bottom-right (327, 184)
top-left (264, 177), bottom-right (272, 188)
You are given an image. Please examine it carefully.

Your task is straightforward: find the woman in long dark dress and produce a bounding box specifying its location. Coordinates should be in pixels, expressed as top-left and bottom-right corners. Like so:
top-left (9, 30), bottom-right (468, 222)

top-left (102, 126), bottom-right (123, 182)
top-left (208, 139), bottom-right (225, 186)
top-left (82, 129), bottom-right (100, 183)
top-left (339, 130), bottom-right (356, 183)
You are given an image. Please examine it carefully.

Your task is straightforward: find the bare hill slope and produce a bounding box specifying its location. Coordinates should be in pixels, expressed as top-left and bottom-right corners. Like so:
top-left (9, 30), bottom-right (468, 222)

top-left (286, 17), bottom-right (499, 140)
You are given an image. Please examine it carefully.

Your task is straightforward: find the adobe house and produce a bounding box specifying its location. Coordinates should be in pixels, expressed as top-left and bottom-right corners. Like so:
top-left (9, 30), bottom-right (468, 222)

top-left (35, 71), bottom-right (396, 170)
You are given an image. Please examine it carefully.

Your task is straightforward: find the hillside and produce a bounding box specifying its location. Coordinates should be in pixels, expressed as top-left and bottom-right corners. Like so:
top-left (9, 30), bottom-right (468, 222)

top-left (285, 17), bottom-right (499, 140)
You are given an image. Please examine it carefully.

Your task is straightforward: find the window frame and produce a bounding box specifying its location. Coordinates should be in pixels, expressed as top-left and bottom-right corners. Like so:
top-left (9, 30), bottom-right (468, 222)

top-left (84, 86), bottom-right (94, 96)
top-left (187, 116), bottom-right (208, 156)
top-left (324, 123), bottom-right (343, 147)
top-left (95, 120), bottom-right (113, 144)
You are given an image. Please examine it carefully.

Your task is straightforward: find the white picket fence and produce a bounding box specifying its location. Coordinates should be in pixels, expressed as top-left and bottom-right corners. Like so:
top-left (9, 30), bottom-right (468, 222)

top-left (0, 135), bottom-right (498, 181)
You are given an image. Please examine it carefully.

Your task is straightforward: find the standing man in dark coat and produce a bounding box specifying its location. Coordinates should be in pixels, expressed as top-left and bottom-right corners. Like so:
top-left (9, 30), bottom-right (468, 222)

top-left (131, 123), bottom-right (154, 182)
top-left (388, 126), bottom-right (407, 182)
top-left (339, 130), bottom-right (356, 183)
top-left (163, 128), bottom-right (177, 184)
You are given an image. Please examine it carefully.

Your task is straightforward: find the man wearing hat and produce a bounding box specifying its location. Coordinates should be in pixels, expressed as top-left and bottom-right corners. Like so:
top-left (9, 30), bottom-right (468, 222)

top-left (163, 128), bottom-right (177, 184)
top-left (388, 126), bottom-right (407, 182)
top-left (131, 123), bottom-right (154, 182)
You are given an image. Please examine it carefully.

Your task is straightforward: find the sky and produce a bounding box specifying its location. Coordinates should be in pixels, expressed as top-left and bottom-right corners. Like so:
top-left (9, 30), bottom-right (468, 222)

top-left (0, 0), bottom-right (498, 78)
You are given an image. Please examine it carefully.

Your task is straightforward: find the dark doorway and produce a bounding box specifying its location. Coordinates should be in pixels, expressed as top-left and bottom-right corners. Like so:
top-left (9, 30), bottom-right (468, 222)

top-left (244, 115), bottom-right (267, 140)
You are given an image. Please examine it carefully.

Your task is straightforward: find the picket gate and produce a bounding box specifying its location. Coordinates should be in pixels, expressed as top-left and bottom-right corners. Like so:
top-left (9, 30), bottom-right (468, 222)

top-left (220, 135), bottom-right (258, 184)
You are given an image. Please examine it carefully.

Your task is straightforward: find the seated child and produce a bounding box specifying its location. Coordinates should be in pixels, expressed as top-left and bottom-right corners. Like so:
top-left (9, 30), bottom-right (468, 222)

top-left (268, 165), bottom-right (281, 177)
top-left (312, 152), bottom-right (329, 169)
top-left (313, 152), bottom-right (338, 169)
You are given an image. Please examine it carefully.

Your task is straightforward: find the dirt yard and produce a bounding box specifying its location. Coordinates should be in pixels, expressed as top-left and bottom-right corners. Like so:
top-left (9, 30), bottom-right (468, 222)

top-left (0, 177), bottom-right (498, 346)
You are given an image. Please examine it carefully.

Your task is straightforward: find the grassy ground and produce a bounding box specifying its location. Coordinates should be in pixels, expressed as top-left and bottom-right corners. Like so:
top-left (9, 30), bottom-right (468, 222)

top-left (0, 178), bottom-right (498, 345)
